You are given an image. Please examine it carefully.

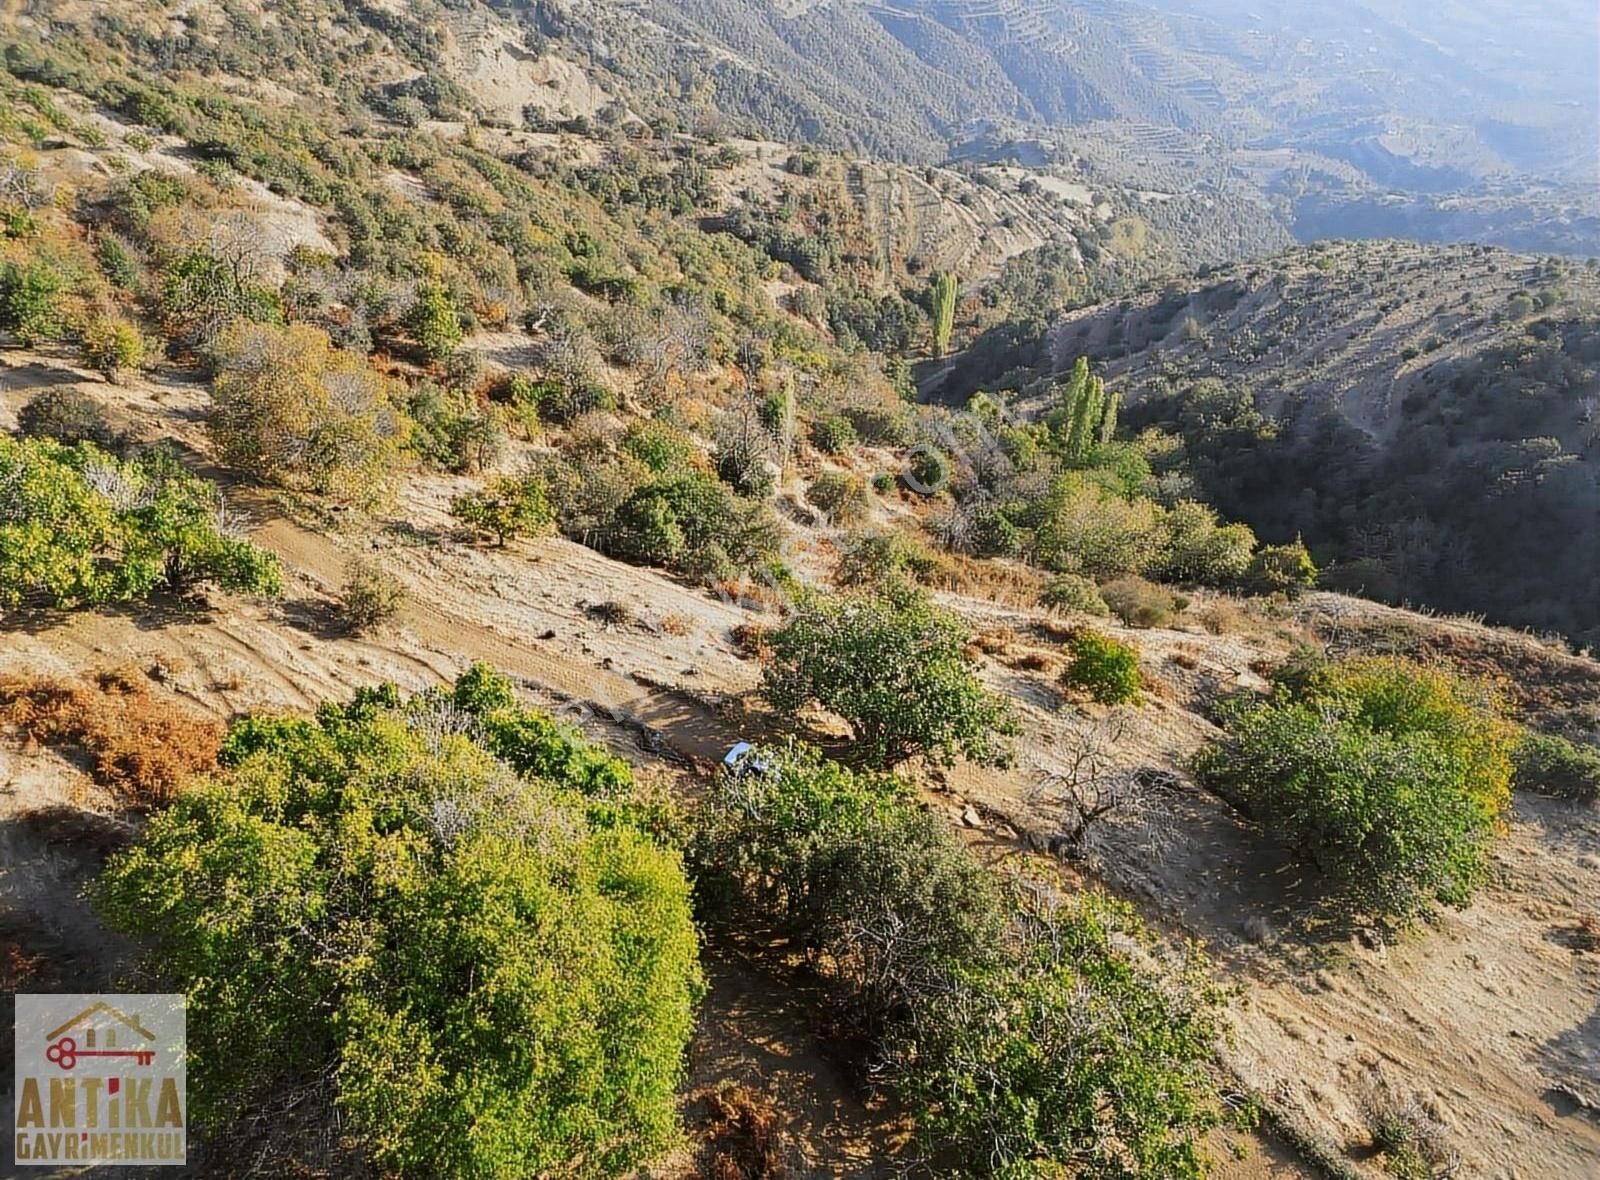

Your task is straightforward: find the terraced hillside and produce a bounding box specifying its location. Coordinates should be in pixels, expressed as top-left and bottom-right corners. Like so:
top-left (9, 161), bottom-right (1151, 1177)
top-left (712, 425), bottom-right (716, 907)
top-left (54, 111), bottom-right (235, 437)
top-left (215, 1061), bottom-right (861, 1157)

top-left (530, 0), bottom-right (1599, 254)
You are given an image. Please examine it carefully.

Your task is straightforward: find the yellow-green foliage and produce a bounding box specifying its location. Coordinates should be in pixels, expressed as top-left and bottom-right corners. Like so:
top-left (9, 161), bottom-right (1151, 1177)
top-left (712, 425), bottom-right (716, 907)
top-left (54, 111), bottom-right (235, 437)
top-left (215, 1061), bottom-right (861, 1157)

top-left (209, 321), bottom-right (408, 503)
top-left (96, 668), bottom-right (701, 1178)
top-left (1197, 656), bottom-right (1515, 919)
top-left (0, 437), bottom-right (282, 611)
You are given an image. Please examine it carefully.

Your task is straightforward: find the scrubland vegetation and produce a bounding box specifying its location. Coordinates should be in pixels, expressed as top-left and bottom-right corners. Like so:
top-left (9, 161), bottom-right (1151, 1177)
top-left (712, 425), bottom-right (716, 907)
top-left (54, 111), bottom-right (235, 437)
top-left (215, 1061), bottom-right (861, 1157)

top-left (1, 3), bottom-right (1598, 1178)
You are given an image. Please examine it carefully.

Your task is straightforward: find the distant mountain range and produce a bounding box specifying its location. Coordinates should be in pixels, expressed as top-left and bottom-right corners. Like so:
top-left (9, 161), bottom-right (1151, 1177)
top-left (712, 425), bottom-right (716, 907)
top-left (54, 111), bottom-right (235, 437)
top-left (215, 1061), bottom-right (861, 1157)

top-left (531, 0), bottom-right (1599, 254)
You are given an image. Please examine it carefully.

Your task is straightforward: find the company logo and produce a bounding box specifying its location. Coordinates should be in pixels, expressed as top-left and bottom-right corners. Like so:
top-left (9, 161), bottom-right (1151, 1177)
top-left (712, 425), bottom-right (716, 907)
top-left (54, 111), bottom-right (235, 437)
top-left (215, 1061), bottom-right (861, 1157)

top-left (13, 994), bottom-right (186, 1167)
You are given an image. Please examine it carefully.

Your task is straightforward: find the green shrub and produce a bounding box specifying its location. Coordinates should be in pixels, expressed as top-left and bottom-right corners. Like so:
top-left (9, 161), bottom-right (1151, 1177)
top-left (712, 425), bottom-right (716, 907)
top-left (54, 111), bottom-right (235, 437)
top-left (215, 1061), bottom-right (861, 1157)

top-left (1512, 732), bottom-right (1600, 803)
top-left (762, 582), bottom-right (1017, 768)
top-left (16, 386), bottom-right (115, 447)
top-left (605, 471), bottom-right (778, 575)
top-left (97, 669), bottom-right (700, 1178)
top-left (0, 258), bottom-right (70, 344)
top-left (1194, 658), bottom-right (1516, 919)
top-left (160, 246), bottom-right (281, 347)
top-left (806, 471), bottom-right (869, 525)
top-left (1246, 540), bottom-right (1318, 596)
top-left (691, 740), bottom-right (1002, 1036)
top-left (1039, 573), bottom-right (1110, 616)
top-left (451, 473), bottom-right (554, 546)
top-left (0, 437), bottom-right (282, 611)
top-left (339, 557), bottom-right (406, 634)
top-left (407, 278), bottom-right (463, 360)
top-left (892, 889), bottom-right (1225, 1180)
top-left (620, 418), bottom-right (696, 474)
top-left (80, 315), bottom-right (146, 381)
top-left (810, 413), bottom-right (857, 454)
top-left (692, 742), bottom-right (1225, 1178)
top-left (1100, 576), bottom-right (1186, 628)
top-left (406, 382), bottom-right (502, 473)
top-left (1062, 629), bottom-right (1142, 704)
top-left (834, 528), bottom-right (941, 587)
top-left (1034, 473), bottom-right (1162, 579)
top-left (1151, 500), bottom-right (1256, 586)
top-left (905, 445), bottom-right (950, 493)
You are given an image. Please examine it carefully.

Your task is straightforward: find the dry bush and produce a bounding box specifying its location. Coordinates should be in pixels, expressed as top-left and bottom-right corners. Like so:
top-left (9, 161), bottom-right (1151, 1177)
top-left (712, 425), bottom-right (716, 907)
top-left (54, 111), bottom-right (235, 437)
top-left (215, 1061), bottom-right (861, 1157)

top-left (588, 599), bottom-right (634, 626)
top-left (339, 557), bottom-right (406, 635)
top-left (1101, 576), bottom-right (1187, 629)
top-left (729, 622), bottom-right (771, 657)
top-left (0, 671), bottom-right (222, 809)
top-left (1034, 617), bottom-right (1079, 644)
top-left (970, 628), bottom-right (1018, 656)
top-left (1006, 650), bottom-right (1055, 673)
top-left (657, 611), bottom-right (693, 636)
top-left (1194, 597), bottom-right (1250, 635)
top-left (1357, 1075), bottom-right (1458, 1179)
top-left (695, 1084), bottom-right (788, 1180)
top-left (922, 552), bottom-right (1045, 607)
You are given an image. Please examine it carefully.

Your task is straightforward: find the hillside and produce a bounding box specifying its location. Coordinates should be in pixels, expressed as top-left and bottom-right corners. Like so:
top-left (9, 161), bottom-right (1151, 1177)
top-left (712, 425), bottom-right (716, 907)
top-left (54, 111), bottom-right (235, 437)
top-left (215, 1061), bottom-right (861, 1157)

top-left (970, 240), bottom-right (1600, 643)
top-left (3, 2), bottom-right (1600, 1179)
top-left (5, 341), bottom-right (1600, 1178)
top-left (530, 0), bottom-right (1600, 254)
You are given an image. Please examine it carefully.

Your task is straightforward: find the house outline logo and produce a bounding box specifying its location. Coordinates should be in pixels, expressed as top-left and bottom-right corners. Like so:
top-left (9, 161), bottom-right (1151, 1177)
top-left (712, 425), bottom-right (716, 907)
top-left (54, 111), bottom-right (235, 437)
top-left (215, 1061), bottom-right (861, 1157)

top-left (13, 993), bottom-right (187, 1167)
top-left (43, 1003), bottom-right (158, 1071)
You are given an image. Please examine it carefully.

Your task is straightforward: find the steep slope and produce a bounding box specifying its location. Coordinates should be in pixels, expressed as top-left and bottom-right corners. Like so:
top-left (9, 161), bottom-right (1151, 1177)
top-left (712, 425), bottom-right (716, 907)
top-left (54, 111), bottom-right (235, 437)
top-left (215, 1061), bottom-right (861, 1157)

top-left (1008, 241), bottom-right (1600, 643)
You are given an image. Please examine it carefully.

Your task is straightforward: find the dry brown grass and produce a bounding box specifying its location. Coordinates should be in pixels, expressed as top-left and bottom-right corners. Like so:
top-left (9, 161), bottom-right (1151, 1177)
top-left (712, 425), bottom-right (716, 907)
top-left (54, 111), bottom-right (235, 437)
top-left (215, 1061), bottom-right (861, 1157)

top-left (1006, 650), bottom-right (1055, 673)
top-left (657, 611), bottom-right (694, 636)
top-left (970, 627), bottom-right (1018, 656)
top-left (920, 552), bottom-right (1045, 607)
top-left (695, 1084), bottom-right (788, 1180)
top-left (0, 669), bottom-right (223, 810)
top-left (1194, 597), bottom-right (1251, 635)
top-left (729, 622), bottom-right (772, 658)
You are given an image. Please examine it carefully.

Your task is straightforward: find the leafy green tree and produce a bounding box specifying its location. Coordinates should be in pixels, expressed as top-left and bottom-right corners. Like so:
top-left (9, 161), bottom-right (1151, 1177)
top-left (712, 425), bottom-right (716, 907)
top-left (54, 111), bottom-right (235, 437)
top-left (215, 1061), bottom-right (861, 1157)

top-left (1034, 472), bottom-right (1163, 579)
top-left (1195, 658), bottom-right (1515, 919)
top-left (1151, 500), bottom-right (1256, 586)
top-left (0, 437), bottom-right (282, 611)
top-left (762, 582), bottom-right (1017, 768)
top-left (1246, 539), bottom-right (1318, 596)
top-left (408, 278), bottom-right (464, 360)
top-left (1048, 357), bottom-right (1120, 464)
top-left (930, 270), bottom-right (957, 357)
top-left (96, 670), bottom-right (700, 1178)
top-left (451, 473), bottom-right (554, 546)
